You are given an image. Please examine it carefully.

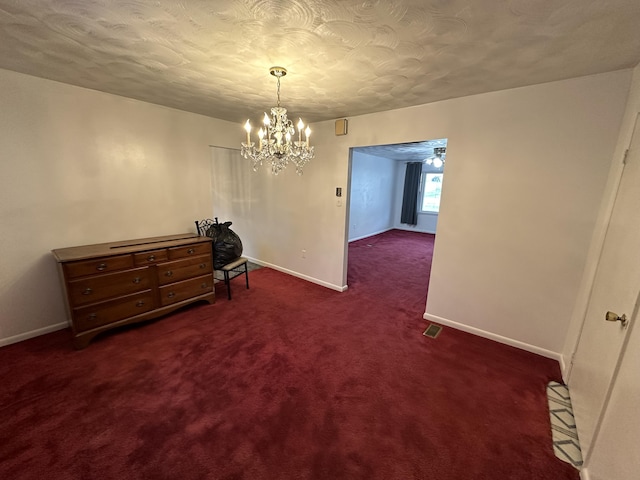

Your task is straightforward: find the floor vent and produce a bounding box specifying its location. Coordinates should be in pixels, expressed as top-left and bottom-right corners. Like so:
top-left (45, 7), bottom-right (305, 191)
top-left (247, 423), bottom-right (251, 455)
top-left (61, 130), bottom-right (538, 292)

top-left (423, 324), bottom-right (442, 338)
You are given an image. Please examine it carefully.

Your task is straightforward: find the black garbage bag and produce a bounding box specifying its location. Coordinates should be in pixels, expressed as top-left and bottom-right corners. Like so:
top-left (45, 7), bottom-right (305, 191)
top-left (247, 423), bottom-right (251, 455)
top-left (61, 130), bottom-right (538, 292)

top-left (206, 219), bottom-right (243, 269)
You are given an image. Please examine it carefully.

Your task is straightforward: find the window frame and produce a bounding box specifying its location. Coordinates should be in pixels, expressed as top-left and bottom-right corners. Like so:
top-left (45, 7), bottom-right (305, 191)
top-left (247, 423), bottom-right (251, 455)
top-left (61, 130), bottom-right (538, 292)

top-left (418, 171), bottom-right (444, 214)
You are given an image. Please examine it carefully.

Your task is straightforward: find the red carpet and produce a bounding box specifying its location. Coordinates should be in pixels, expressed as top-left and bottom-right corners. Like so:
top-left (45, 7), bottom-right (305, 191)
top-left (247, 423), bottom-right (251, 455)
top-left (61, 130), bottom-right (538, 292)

top-left (0, 229), bottom-right (577, 479)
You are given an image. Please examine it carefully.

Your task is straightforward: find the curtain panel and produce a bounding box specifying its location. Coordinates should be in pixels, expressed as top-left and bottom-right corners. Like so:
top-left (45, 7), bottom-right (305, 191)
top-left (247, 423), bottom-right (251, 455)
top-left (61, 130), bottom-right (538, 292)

top-left (400, 162), bottom-right (422, 225)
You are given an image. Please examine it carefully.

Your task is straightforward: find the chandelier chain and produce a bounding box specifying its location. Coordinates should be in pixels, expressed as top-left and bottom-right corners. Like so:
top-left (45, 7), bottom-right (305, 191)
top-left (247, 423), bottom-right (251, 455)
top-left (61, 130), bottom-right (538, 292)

top-left (276, 76), bottom-right (281, 107)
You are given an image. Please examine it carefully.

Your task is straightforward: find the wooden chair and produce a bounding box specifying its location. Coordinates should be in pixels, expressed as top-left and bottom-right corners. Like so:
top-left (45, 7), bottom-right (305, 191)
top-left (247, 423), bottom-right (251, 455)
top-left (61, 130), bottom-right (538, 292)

top-left (195, 219), bottom-right (249, 300)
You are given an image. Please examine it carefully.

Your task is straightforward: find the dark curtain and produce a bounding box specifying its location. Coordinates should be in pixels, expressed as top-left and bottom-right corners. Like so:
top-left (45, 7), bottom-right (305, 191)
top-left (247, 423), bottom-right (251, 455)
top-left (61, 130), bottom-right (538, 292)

top-left (400, 162), bottom-right (422, 225)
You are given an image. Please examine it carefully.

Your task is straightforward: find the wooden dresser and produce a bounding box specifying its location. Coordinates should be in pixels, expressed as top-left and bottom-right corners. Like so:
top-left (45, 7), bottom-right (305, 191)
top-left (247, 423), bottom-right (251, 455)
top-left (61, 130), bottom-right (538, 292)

top-left (52, 233), bottom-right (215, 349)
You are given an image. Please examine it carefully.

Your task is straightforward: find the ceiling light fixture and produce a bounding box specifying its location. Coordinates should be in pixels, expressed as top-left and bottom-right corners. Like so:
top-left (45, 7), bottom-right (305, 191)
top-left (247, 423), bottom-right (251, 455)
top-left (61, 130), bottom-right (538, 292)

top-left (425, 147), bottom-right (446, 168)
top-left (241, 67), bottom-right (314, 175)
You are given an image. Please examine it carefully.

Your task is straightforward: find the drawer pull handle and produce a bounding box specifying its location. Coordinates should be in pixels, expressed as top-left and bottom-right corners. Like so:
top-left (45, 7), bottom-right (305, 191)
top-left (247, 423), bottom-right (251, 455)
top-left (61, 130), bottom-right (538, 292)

top-left (199, 263), bottom-right (207, 269)
top-left (167, 292), bottom-right (175, 298)
top-left (165, 271), bottom-right (173, 277)
top-left (82, 288), bottom-right (93, 295)
top-left (147, 255), bottom-right (156, 261)
top-left (96, 263), bottom-right (107, 271)
top-left (88, 313), bottom-right (97, 320)
top-left (187, 248), bottom-right (195, 254)
top-left (201, 282), bottom-right (208, 289)
top-left (136, 301), bottom-right (145, 307)
top-left (133, 277), bottom-right (141, 284)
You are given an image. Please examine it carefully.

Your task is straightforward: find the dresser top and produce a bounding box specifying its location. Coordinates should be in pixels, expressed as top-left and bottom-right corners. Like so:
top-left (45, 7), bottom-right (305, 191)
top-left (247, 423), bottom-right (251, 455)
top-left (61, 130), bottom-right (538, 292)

top-left (52, 233), bottom-right (212, 262)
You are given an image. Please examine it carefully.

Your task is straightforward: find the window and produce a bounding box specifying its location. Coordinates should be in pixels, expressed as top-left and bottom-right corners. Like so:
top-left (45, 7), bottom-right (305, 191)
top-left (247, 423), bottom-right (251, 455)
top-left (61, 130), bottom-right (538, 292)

top-left (420, 173), bottom-right (443, 213)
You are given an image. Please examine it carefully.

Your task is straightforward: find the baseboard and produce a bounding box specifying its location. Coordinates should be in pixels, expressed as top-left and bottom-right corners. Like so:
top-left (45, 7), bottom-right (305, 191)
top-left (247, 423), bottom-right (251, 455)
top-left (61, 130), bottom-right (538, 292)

top-left (245, 257), bottom-right (348, 292)
top-left (348, 227), bottom-right (394, 243)
top-left (423, 312), bottom-right (562, 361)
top-left (394, 226), bottom-right (436, 235)
top-left (0, 322), bottom-right (68, 348)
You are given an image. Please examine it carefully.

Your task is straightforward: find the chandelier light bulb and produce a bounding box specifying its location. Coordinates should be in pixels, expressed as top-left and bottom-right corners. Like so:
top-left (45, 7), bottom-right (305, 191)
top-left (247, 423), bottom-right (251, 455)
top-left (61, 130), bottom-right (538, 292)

top-left (433, 157), bottom-right (443, 168)
top-left (244, 120), bottom-right (251, 145)
top-left (297, 118), bottom-right (304, 142)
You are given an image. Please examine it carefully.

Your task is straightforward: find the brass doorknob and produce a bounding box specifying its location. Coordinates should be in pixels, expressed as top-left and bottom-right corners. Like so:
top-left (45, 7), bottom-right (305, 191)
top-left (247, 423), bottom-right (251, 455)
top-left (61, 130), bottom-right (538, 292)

top-left (605, 311), bottom-right (628, 327)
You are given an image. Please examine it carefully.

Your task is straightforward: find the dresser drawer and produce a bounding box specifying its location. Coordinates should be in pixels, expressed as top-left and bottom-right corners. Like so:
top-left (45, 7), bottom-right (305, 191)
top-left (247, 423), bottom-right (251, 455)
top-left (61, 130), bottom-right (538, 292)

top-left (67, 266), bottom-right (151, 307)
top-left (73, 291), bottom-right (154, 332)
top-left (158, 274), bottom-right (213, 307)
top-left (133, 249), bottom-right (168, 266)
top-left (157, 255), bottom-right (213, 286)
top-left (168, 242), bottom-right (211, 260)
top-left (64, 254), bottom-right (134, 279)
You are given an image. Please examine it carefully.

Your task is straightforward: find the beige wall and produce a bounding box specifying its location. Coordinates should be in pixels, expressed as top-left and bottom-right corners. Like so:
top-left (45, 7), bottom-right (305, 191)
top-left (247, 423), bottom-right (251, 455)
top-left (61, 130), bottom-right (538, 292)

top-left (0, 68), bottom-right (237, 344)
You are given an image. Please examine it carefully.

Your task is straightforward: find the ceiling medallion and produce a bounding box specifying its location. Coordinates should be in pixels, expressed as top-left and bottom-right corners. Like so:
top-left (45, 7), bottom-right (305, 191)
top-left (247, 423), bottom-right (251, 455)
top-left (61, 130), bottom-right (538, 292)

top-left (241, 67), bottom-right (314, 176)
top-left (425, 147), bottom-right (446, 168)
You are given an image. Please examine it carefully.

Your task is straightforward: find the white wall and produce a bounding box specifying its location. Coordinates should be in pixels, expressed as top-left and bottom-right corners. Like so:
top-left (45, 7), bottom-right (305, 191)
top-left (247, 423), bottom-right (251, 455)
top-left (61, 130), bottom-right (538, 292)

top-left (392, 161), bottom-right (442, 234)
top-left (575, 63), bottom-right (640, 480)
top-left (348, 150), bottom-right (396, 241)
top-left (0, 68), bottom-right (238, 345)
top-left (209, 71), bottom-right (630, 356)
top-left (419, 73), bottom-right (630, 356)
top-left (209, 146), bottom-right (348, 291)
top-left (311, 70), bottom-right (629, 356)
top-left (0, 67), bottom-right (632, 359)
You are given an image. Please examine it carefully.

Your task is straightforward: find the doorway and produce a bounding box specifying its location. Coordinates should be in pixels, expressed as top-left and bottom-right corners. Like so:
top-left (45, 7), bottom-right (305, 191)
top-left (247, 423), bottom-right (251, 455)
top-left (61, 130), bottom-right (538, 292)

top-left (344, 139), bottom-right (448, 293)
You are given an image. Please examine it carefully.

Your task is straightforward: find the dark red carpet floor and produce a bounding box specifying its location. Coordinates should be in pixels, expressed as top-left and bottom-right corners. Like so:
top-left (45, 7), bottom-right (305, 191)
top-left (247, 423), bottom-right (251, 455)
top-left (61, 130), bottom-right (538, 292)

top-left (0, 229), bottom-right (578, 479)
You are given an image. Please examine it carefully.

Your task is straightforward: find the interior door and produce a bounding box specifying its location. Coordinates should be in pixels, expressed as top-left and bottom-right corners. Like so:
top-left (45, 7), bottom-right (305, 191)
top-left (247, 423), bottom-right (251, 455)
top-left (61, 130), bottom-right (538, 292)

top-left (568, 114), bottom-right (640, 459)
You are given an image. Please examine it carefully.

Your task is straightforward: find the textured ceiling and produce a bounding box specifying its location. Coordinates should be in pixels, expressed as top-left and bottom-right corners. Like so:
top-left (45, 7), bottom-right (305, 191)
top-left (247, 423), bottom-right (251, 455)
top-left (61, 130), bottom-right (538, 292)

top-left (356, 139), bottom-right (448, 162)
top-left (0, 0), bottom-right (639, 124)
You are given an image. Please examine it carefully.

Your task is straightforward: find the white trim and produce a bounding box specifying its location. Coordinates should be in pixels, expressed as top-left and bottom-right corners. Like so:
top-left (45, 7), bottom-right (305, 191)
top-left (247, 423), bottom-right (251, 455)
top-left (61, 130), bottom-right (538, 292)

top-left (394, 225), bottom-right (437, 235)
top-left (423, 312), bottom-right (562, 361)
top-left (580, 467), bottom-right (590, 480)
top-left (0, 322), bottom-right (68, 348)
top-left (348, 227), bottom-right (394, 243)
top-left (245, 257), bottom-right (348, 292)
top-left (560, 354), bottom-right (568, 383)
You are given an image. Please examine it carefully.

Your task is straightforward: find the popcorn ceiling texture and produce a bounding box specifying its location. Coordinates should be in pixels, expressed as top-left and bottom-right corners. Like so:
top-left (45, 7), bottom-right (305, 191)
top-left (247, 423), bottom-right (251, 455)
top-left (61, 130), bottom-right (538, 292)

top-left (0, 0), bottom-right (639, 123)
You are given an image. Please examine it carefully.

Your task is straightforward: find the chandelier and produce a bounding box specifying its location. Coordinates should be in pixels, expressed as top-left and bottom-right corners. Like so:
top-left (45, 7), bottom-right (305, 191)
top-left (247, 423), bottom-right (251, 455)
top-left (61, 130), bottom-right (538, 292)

top-left (241, 67), bottom-right (314, 175)
top-left (425, 147), bottom-right (446, 168)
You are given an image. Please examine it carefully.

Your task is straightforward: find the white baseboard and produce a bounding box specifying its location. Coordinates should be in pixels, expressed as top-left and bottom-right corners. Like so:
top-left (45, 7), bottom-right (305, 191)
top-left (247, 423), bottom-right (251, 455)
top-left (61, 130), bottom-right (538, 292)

top-left (348, 227), bottom-right (394, 243)
top-left (245, 257), bottom-right (348, 292)
top-left (0, 322), bottom-right (68, 348)
top-left (393, 226), bottom-right (436, 235)
top-left (423, 312), bottom-right (562, 362)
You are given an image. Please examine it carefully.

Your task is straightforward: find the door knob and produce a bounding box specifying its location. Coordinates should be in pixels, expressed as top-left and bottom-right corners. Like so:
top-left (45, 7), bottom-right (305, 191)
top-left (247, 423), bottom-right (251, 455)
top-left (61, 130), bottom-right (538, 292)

top-left (605, 311), bottom-right (628, 327)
